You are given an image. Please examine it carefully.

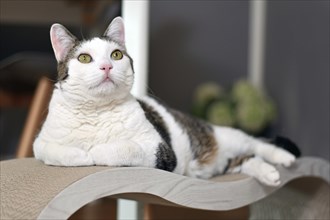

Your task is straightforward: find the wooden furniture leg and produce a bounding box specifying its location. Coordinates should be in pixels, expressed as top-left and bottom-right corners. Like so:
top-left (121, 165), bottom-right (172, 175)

top-left (70, 197), bottom-right (117, 220)
top-left (144, 204), bottom-right (249, 220)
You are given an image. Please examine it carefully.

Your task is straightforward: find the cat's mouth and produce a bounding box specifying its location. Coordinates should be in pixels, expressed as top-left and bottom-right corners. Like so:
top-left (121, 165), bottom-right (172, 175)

top-left (88, 77), bottom-right (115, 90)
top-left (103, 76), bottom-right (113, 83)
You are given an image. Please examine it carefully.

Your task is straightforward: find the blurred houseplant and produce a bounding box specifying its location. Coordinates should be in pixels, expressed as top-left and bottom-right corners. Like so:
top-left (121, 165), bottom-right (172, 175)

top-left (192, 80), bottom-right (277, 136)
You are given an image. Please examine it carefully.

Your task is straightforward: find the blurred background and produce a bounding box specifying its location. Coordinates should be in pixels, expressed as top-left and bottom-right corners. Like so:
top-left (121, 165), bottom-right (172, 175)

top-left (0, 0), bottom-right (329, 161)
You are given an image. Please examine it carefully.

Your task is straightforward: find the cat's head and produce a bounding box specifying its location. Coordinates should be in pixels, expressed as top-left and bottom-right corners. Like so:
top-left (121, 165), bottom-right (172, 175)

top-left (50, 17), bottom-right (134, 103)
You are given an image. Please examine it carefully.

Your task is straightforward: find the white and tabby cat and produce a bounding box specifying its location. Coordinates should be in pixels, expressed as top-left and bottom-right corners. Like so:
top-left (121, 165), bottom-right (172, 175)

top-left (34, 17), bottom-right (298, 186)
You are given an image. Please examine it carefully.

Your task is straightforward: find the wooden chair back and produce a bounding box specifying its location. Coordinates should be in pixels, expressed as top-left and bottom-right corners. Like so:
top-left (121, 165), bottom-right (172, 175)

top-left (16, 77), bottom-right (53, 158)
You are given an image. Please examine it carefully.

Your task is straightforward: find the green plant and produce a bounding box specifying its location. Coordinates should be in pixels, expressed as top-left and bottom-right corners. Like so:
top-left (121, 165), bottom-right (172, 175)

top-left (192, 80), bottom-right (277, 135)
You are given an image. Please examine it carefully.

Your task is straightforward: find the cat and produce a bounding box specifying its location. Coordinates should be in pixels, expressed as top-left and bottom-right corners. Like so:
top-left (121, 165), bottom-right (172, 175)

top-left (33, 17), bottom-right (298, 187)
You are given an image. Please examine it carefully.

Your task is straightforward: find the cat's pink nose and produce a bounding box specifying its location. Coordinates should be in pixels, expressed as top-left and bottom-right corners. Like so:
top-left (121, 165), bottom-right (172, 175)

top-left (100, 64), bottom-right (113, 73)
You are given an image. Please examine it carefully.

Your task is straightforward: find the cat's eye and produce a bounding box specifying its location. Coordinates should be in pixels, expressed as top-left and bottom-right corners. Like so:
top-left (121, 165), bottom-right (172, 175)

top-left (111, 50), bottom-right (123, 60)
top-left (78, 54), bottom-right (92, 63)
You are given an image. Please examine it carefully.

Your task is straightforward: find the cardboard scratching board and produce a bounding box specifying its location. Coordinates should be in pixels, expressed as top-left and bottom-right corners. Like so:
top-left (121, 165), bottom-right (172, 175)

top-left (1, 157), bottom-right (329, 219)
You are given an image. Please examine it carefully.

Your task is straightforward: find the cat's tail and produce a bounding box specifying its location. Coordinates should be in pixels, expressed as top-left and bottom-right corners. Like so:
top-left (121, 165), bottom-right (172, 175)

top-left (269, 136), bottom-right (301, 158)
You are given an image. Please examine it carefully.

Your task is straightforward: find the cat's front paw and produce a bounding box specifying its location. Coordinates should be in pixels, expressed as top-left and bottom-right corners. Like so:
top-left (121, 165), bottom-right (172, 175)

top-left (89, 144), bottom-right (114, 166)
top-left (43, 147), bottom-right (94, 166)
top-left (72, 150), bottom-right (94, 166)
top-left (271, 149), bottom-right (296, 167)
top-left (89, 141), bottom-right (146, 167)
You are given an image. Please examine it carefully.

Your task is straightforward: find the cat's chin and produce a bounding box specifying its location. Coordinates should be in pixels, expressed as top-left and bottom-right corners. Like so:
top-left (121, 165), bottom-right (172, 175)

top-left (87, 83), bottom-right (131, 101)
top-left (91, 85), bottom-right (116, 97)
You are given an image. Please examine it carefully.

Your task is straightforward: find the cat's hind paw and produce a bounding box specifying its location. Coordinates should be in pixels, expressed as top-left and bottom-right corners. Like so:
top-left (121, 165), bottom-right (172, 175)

top-left (271, 149), bottom-right (296, 167)
top-left (241, 157), bottom-right (281, 186)
top-left (258, 163), bottom-right (281, 186)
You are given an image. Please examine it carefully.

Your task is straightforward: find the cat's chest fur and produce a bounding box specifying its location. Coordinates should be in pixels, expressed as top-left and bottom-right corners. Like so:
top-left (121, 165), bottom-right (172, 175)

top-left (42, 89), bottom-right (157, 151)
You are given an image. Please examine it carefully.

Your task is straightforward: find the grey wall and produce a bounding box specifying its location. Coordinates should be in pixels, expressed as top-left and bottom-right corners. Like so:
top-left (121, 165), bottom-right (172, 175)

top-left (149, 1), bottom-right (329, 160)
top-left (264, 1), bottom-right (329, 160)
top-left (149, 1), bottom-right (250, 112)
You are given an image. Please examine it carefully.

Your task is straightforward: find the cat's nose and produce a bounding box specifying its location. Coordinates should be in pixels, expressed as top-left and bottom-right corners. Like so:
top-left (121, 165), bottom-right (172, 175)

top-left (100, 64), bottom-right (113, 73)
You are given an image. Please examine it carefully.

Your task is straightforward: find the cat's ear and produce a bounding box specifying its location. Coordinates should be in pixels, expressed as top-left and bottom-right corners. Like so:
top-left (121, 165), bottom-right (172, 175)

top-left (104, 17), bottom-right (125, 45)
top-left (50, 24), bottom-right (77, 62)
